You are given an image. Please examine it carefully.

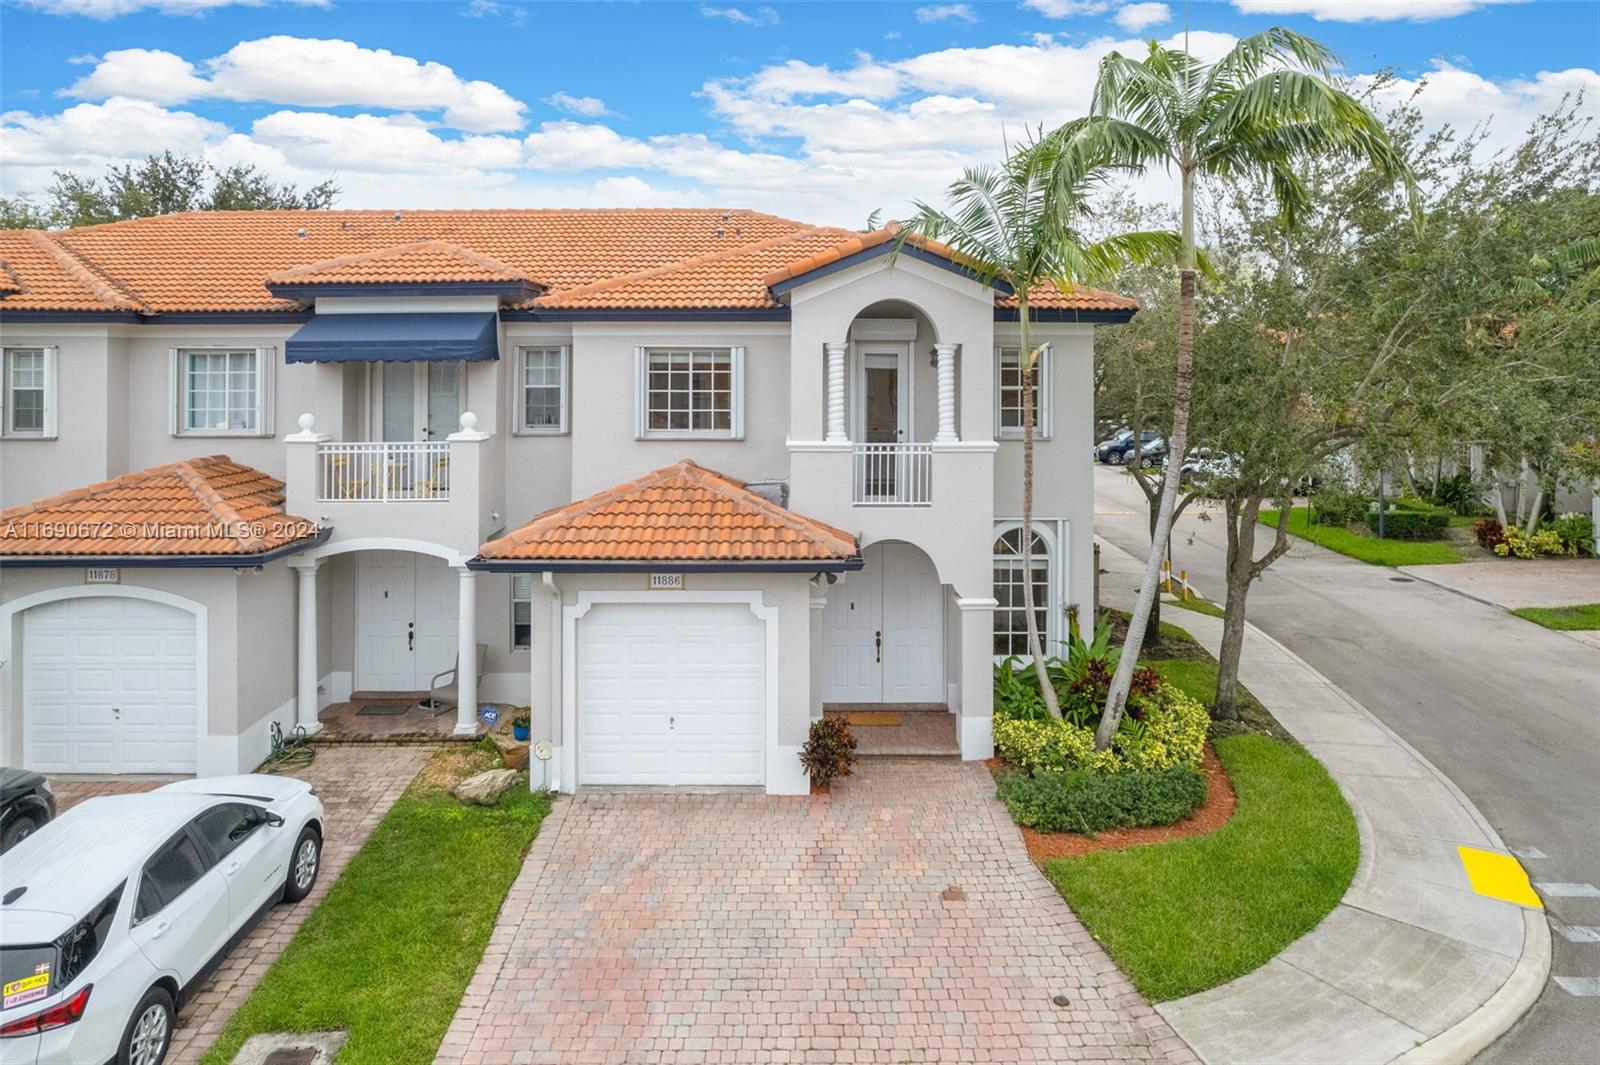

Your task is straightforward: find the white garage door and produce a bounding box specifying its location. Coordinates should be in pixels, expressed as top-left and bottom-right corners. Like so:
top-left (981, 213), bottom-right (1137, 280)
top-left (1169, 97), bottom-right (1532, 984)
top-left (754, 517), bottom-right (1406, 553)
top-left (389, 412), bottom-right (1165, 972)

top-left (577, 602), bottom-right (764, 786)
top-left (24, 597), bottom-right (198, 774)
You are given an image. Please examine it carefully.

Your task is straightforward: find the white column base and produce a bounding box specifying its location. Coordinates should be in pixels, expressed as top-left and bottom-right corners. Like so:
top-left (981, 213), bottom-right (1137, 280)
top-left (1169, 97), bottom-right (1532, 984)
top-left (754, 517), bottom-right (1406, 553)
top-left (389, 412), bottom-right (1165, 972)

top-left (767, 745), bottom-right (810, 795)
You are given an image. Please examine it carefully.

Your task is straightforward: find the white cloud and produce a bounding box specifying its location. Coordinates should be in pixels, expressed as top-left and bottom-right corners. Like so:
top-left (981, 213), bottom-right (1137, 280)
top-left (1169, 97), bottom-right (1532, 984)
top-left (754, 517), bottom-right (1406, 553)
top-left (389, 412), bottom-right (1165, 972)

top-left (916, 4), bottom-right (978, 23)
top-left (699, 5), bottom-right (779, 27)
top-left (15, 0), bottom-right (328, 19)
top-left (65, 36), bottom-right (527, 132)
top-left (1355, 61), bottom-right (1600, 154)
top-left (250, 111), bottom-right (525, 173)
top-left (544, 91), bottom-right (613, 117)
top-left (1115, 2), bottom-right (1171, 32)
top-left (66, 53), bottom-right (99, 65)
top-left (1022, 0), bottom-right (1111, 18)
top-left (1231, 0), bottom-right (1506, 22)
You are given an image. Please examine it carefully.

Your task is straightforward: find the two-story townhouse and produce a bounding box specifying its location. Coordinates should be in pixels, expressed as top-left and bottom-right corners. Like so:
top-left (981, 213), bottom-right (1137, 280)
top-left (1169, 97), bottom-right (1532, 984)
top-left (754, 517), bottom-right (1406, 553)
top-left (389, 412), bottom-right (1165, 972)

top-left (0, 210), bottom-right (1136, 794)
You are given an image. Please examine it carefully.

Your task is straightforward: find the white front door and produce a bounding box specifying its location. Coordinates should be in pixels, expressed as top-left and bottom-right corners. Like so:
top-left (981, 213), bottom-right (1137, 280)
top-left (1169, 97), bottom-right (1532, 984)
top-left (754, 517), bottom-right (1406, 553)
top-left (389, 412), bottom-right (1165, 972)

top-left (822, 542), bottom-right (945, 704)
top-left (23, 596), bottom-right (198, 773)
top-left (356, 552), bottom-right (459, 691)
top-left (376, 362), bottom-right (462, 441)
top-left (577, 602), bottom-right (765, 786)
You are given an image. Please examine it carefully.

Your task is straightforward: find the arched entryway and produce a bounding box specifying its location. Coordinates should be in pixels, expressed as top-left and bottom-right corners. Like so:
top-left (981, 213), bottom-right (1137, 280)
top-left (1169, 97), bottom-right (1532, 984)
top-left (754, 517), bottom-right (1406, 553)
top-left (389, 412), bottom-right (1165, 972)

top-left (820, 539), bottom-right (946, 704)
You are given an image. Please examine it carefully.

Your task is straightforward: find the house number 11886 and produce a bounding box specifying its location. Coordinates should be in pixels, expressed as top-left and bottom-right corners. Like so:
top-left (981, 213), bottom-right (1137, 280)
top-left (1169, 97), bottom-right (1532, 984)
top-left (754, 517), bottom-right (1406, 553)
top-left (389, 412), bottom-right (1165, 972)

top-left (649, 573), bottom-right (684, 590)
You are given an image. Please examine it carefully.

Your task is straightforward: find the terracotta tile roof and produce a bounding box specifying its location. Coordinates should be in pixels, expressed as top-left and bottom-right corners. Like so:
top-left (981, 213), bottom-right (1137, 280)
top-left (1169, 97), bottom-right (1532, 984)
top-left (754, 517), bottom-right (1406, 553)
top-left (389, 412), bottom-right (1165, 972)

top-left (266, 240), bottom-right (532, 287)
top-left (0, 456), bottom-right (321, 558)
top-left (477, 460), bottom-right (859, 565)
top-left (0, 209), bottom-right (1136, 315)
top-left (999, 282), bottom-right (1140, 312)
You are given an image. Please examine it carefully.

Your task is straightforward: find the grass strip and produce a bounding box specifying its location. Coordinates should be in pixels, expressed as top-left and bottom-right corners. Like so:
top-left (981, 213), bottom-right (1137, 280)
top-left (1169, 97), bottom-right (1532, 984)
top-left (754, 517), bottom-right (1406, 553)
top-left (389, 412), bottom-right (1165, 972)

top-left (202, 755), bottom-right (552, 1065)
top-left (1260, 506), bottom-right (1467, 566)
top-left (1044, 733), bottom-right (1357, 1002)
top-left (1510, 602), bottom-right (1600, 631)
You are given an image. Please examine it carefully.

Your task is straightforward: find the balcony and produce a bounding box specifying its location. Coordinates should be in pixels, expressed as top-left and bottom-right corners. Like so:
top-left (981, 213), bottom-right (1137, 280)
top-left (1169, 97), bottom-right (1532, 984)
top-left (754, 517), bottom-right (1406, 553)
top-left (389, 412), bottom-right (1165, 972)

top-left (284, 412), bottom-right (499, 557)
top-left (852, 443), bottom-right (933, 505)
top-left (317, 441), bottom-right (450, 502)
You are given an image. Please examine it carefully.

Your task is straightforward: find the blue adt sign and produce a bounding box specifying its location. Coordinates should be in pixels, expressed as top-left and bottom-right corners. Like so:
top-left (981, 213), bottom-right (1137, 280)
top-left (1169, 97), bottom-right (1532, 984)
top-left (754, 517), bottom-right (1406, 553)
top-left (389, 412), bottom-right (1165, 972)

top-left (478, 705), bottom-right (499, 725)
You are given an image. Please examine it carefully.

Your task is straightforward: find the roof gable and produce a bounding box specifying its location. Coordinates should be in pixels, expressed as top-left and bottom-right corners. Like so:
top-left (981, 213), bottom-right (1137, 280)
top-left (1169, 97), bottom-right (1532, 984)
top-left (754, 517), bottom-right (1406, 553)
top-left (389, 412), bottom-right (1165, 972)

top-left (475, 460), bottom-right (860, 570)
top-left (265, 240), bottom-right (538, 298)
top-left (1, 455), bottom-right (321, 560)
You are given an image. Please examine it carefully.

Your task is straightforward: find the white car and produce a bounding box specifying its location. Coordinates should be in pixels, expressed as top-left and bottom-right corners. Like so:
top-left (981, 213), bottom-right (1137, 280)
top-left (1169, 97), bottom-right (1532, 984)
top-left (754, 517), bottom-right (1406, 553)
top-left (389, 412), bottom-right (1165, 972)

top-left (0, 775), bottom-right (323, 1065)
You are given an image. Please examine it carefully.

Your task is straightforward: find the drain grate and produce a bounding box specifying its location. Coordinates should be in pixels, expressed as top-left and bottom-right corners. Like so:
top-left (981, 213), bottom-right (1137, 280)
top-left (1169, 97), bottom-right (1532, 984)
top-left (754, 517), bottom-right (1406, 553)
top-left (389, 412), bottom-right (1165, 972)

top-left (264, 1051), bottom-right (317, 1065)
top-left (1388, 576), bottom-right (1415, 583)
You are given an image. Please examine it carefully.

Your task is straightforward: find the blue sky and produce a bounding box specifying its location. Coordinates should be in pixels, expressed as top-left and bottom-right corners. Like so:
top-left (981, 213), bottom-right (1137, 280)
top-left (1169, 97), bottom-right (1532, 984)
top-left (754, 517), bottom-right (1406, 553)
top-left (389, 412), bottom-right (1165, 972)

top-left (2, 1), bottom-right (1597, 226)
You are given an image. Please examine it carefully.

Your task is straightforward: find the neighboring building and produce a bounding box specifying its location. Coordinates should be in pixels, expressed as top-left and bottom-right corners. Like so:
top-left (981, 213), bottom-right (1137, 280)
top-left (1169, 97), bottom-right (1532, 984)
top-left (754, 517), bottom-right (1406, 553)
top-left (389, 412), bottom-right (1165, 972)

top-left (0, 210), bottom-right (1136, 792)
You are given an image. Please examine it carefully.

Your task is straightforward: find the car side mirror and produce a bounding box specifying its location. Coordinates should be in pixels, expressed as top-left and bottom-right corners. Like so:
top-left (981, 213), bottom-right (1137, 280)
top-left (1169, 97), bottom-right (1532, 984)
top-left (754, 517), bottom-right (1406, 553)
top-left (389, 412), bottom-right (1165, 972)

top-left (264, 811), bottom-right (286, 828)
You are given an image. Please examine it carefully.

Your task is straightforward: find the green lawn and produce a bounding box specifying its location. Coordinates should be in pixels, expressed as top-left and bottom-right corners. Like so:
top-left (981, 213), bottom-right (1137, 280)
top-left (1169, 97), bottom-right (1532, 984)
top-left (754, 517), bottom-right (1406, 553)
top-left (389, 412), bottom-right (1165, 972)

top-left (1167, 595), bottom-right (1225, 619)
top-left (1044, 733), bottom-right (1358, 1002)
top-left (202, 758), bottom-right (553, 1065)
top-left (1260, 506), bottom-right (1467, 566)
top-left (1511, 602), bottom-right (1600, 631)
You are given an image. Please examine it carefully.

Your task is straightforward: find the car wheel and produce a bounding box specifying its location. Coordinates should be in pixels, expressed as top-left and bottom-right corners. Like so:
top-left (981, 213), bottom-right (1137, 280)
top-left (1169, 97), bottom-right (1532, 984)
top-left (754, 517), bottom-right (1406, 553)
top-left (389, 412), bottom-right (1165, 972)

top-left (283, 826), bottom-right (321, 902)
top-left (1, 815), bottom-right (39, 852)
top-left (117, 986), bottom-right (173, 1065)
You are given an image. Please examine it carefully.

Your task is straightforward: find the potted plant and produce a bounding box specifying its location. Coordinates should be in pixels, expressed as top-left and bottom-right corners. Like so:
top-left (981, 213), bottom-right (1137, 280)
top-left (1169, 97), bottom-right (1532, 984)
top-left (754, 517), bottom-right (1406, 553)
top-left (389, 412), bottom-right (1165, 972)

top-left (799, 717), bottom-right (857, 794)
top-left (512, 713), bottom-right (530, 742)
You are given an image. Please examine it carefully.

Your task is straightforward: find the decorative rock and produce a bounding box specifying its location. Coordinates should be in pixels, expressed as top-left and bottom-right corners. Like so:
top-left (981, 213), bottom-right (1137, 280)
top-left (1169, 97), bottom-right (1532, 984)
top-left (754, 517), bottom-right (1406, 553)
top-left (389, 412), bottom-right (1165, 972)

top-left (454, 768), bottom-right (520, 806)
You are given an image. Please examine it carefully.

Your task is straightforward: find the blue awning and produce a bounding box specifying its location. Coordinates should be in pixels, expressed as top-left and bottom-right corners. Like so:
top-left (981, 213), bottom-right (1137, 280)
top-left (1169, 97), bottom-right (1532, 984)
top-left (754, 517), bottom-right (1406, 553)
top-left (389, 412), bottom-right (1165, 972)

top-left (285, 312), bottom-right (499, 364)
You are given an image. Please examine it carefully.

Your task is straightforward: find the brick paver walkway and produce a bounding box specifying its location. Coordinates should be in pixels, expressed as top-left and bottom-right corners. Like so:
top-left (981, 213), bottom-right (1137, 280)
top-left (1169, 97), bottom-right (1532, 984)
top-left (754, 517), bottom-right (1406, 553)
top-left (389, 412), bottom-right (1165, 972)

top-left (50, 746), bottom-right (431, 1064)
top-left (439, 759), bottom-right (1195, 1065)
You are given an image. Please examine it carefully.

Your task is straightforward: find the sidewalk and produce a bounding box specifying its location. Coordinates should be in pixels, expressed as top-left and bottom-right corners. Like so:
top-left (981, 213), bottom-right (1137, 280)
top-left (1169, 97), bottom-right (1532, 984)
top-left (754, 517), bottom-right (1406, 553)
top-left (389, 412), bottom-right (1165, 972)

top-left (1097, 540), bottom-right (1550, 1065)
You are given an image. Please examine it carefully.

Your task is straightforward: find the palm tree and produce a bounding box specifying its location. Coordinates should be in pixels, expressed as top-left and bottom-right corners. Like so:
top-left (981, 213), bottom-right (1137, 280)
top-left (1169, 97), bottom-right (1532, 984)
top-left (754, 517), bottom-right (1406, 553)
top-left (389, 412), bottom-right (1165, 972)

top-left (1043, 29), bottom-right (1416, 750)
top-left (895, 139), bottom-right (1179, 718)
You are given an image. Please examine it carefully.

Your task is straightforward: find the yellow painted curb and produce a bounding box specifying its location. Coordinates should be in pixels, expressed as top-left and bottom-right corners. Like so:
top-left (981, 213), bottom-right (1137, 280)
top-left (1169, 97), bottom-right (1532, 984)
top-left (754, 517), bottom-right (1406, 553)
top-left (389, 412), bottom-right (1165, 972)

top-left (1458, 846), bottom-right (1543, 909)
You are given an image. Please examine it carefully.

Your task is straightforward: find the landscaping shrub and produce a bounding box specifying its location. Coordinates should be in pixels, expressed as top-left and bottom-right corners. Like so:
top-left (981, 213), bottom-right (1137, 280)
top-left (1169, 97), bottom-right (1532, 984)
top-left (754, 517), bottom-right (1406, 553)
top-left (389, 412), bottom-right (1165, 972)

top-left (799, 717), bottom-right (857, 788)
top-left (1308, 483), bottom-right (1369, 527)
top-left (1424, 472), bottom-right (1486, 516)
top-left (995, 764), bottom-right (1207, 835)
top-left (1474, 518), bottom-right (1507, 550)
top-left (994, 682), bottom-right (1208, 775)
top-left (1548, 512), bottom-right (1595, 556)
top-left (1494, 525), bottom-right (1566, 559)
top-left (994, 656), bottom-right (1051, 721)
top-left (1365, 500), bottom-right (1449, 540)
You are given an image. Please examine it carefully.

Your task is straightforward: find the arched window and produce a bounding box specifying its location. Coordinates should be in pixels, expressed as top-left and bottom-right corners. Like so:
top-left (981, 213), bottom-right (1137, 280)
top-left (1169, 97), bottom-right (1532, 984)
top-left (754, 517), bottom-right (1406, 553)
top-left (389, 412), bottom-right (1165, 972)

top-left (993, 526), bottom-right (1051, 658)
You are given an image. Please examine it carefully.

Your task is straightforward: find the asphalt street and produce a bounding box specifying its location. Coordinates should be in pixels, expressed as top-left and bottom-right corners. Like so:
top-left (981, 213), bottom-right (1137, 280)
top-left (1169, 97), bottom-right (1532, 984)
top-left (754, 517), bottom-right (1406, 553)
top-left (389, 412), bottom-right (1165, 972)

top-left (1091, 465), bottom-right (1600, 1065)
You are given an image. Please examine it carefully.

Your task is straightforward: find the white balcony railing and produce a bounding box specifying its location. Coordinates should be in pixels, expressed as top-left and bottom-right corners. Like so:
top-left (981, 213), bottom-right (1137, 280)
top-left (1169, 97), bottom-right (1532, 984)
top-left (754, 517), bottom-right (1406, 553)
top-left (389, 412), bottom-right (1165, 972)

top-left (852, 442), bottom-right (933, 505)
top-left (317, 441), bottom-right (450, 502)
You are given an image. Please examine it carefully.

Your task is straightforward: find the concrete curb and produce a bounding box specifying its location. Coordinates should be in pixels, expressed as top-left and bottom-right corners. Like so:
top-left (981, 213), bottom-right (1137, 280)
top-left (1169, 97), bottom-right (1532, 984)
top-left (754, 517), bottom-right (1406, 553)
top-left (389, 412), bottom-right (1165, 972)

top-left (1097, 541), bottom-right (1550, 1065)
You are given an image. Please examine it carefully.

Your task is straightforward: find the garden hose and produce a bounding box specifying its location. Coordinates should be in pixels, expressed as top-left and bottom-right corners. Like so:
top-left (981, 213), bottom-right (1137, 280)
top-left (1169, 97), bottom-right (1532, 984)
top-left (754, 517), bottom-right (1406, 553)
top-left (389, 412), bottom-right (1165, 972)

top-left (259, 721), bottom-right (317, 774)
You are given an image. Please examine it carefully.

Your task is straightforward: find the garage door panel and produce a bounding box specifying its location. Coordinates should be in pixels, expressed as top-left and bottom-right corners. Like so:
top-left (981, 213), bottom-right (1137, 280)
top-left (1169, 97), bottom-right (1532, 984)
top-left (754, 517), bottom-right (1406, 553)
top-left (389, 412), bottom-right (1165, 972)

top-left (577, 602), bottom-right (765, 787)
top-left (24, 597), bottom-right (198, 774)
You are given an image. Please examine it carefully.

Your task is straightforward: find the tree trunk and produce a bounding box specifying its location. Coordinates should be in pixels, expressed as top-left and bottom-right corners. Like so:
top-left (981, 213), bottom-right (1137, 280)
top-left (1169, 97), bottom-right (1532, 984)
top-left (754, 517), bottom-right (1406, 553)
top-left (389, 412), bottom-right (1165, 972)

top-left (1524, 482), bottom-right (1546, 535)
top-left (1019, 298), bottom-right (1063, 719)
top-left (1214, 496), bottom-right (1255, 722)
top-left (1098, 259), bottom-right (1195, 750)
top-left (1144, 503), bottom-right (1163, 647)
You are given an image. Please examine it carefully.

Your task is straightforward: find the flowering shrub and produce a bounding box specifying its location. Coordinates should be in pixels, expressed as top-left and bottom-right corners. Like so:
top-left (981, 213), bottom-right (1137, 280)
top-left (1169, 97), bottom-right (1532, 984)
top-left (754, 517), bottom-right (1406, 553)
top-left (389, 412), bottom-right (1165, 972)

top-left (994, 682), bottom-right (1208, 775)
top-left (1494, 526), bottom-right (1566, 559)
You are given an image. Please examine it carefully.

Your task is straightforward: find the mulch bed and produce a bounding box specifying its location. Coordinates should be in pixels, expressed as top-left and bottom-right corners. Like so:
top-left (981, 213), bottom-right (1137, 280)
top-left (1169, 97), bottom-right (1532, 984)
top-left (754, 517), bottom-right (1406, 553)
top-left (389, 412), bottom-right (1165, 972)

top-left (990, 745), bottom-right (1237, 863)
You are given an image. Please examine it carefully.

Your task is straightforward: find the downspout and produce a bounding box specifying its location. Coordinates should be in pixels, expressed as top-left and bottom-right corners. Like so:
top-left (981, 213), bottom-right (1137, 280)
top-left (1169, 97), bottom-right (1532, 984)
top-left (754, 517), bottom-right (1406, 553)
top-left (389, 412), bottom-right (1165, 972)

top-left (541, 571), bottom-right (561, 792)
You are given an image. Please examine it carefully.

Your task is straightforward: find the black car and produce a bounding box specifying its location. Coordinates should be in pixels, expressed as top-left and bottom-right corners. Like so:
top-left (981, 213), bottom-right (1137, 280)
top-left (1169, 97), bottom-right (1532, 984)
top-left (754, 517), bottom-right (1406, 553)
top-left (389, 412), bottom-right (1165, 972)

top-left (1095, 428), bottom-right (1164, 465)
top-left (0, 767), bottom-right (56, 852)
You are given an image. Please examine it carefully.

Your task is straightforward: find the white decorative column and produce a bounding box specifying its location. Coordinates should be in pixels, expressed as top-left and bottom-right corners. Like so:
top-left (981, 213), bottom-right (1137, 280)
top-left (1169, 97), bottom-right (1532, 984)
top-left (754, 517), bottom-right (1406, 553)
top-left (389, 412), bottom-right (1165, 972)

top-left (955, 596), bottom-right (998, 760)
top-left (454, 566), bottom-right (479, 737)
top-left (283, 413), bottom-right (329, 521)
top-left (291, 559), bottom-right (322, 735)
top-left (934, 343), bottom-right (958, 443)
top-left (824, 341), bottom-right (847, 442)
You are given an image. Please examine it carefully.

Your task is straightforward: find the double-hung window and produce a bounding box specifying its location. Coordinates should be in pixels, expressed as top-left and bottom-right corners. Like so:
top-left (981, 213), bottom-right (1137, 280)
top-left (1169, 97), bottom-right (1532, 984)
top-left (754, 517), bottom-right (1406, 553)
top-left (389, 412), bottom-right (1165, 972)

top-left (171, 347), bottom-right (273, 435)
top-left (995, 344), bottom-right (1051, 439)
top-left (517, 346), bottom-right (568, 434)
top-left (2, 346), bottom-right (56, 438)
top-left (635, 346), bottom-right (744, 438)
top-left (511, 573), bottom-right (533, 650)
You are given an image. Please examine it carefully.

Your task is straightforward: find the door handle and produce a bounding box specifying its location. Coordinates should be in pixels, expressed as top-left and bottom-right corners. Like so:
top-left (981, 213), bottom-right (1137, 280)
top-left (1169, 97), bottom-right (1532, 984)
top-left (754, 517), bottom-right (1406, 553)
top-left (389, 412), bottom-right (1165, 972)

top-left (224, 860), bottom-right (240, 877)
top-left (150, 920), bottom-right (171, 940)
top-left (875, 630), bottom-right (882, 663)
top-left (408, 622), bottom-right (415, 652)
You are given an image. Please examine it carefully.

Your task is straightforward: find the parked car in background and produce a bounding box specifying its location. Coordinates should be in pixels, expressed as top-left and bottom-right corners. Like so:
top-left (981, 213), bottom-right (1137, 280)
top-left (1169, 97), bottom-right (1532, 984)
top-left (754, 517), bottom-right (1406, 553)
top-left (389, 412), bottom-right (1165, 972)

top-left (0, 770), bottom-right (55, 853)
top-left (1173, 448), bottom-right (1242, 482)
top-left (0, 775), bottom-right (323, 1065)
top-left (1095, 428), bottom-right (1165, 465)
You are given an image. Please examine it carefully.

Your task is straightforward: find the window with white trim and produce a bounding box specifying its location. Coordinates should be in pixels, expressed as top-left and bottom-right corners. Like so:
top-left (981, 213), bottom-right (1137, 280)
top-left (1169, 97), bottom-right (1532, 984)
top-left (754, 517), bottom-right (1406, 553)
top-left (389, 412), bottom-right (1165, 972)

top-left (2, 347), bottom-right (55, 437)
top-left (995, 344), bottom-right (1051, 439)
top-left (635, 346), bottom-right (744, 438)
top-left (518, 346), bottom-right (567, 433)
top-left (993, 525), bottom-right (1051, 658)
top-left (512, 573), bottom-right (533, 649)
top-left (172, 347), bottom-right (273, 435)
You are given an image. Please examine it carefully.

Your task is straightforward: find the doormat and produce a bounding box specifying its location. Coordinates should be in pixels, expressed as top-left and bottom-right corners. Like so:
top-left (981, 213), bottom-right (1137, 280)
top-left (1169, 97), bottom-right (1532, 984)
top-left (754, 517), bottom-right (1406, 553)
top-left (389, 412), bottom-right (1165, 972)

top-left (356, 703), bottom-right (411, 717)
top-left (843, 711), bottom-right (903, 726)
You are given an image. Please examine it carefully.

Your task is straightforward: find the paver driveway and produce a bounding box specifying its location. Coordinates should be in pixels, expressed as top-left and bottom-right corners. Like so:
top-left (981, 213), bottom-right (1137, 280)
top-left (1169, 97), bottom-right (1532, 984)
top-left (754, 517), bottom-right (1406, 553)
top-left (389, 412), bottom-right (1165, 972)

top-left (439, 759), bottom-right (1195, 1065)
top-left (49, 745), bottom-right (432, 1063)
